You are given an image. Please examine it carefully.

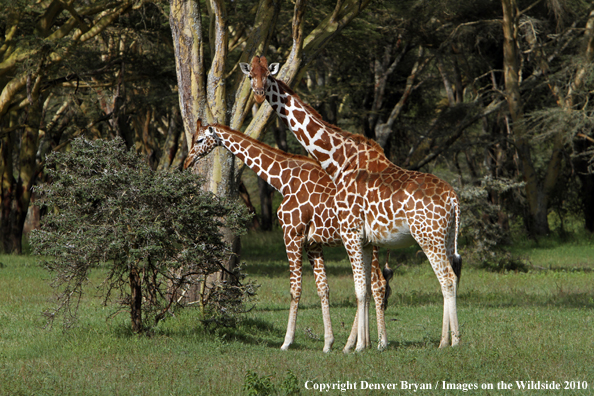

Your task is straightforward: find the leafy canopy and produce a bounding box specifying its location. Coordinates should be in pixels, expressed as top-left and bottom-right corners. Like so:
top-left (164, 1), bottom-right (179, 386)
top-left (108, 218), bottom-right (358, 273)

top-left (31, 137), bottom-right (251, 331)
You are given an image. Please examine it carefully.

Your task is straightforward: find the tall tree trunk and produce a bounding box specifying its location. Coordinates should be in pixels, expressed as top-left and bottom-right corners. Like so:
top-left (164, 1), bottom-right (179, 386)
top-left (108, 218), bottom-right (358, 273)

top-left (0, 88), bottom-right (42, 254)
top-left (258, 176), bottom-right (275, 231)
top-left (501, 0), bottom-right (551, 237)
top-left (0, 130), bottom-right (19, 253)
top-left (157, 107), bottom-right (183, 171)
top-left (169, 0), bottom-right (238, 289)
top-left (169, 0), bottom-right (374, 274)
top-left (571, 10), bottom-right (594, 232)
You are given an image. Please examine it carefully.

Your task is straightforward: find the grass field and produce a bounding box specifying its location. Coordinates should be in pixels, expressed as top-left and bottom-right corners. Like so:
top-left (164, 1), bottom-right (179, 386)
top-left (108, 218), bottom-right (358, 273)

top-left (1, 230), bottom-right (593, 395)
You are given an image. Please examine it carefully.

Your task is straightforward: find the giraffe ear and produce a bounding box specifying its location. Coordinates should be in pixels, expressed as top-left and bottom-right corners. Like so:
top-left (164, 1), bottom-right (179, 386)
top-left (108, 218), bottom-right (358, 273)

top-left (269, 63), bottom-right (280, 75)
top-left (239, 63), bottom-right (251, 75)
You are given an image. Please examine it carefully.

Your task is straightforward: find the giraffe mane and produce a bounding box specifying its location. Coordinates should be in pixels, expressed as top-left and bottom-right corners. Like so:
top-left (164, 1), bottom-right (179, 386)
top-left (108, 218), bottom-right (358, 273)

top-left (206, 123), bottom-right (323, 167)
top-left (274, 79), bottom-right (386, 155)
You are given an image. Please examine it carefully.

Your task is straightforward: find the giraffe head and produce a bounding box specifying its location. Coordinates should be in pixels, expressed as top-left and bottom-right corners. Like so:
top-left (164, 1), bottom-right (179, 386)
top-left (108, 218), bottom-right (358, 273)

top-left (183, 119), bottom-right (222, 169)
top-left (239, 56), bottom-right (280, 104)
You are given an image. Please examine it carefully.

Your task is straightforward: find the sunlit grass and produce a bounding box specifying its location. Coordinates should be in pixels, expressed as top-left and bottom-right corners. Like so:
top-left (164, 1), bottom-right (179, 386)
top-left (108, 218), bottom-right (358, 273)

top-left (1, 228), bottom-right (593, 395)
top-left (508, 226), bottom-right (594, 270)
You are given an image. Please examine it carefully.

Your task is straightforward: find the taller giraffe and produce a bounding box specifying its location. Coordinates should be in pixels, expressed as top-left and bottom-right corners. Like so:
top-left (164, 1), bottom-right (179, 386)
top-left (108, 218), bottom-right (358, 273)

top-left (241, 56), bottom-right (462, 352)
top-left (184, 120), bottom-right (392, 352)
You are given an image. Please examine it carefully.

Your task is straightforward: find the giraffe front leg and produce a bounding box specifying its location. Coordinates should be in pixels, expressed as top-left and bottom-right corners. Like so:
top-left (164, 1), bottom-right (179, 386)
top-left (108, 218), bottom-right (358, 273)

top-left (363, 245), bottom-right (373, 349)
top-left (281, 237), bottom-right (304, 351)
top-left (306, 246), bottom-right (334, 353)
top-left (342, 234), bottom-right (372, 353)
top-left (342, 292), bottom-right (371, 351)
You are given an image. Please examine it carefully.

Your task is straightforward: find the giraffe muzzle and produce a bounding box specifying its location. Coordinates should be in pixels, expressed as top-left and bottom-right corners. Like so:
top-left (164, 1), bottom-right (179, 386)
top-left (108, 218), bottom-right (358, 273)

top-left (183, 155), bottom-right (197, 170)
top-left (254, 92), bottom-right (265, 104)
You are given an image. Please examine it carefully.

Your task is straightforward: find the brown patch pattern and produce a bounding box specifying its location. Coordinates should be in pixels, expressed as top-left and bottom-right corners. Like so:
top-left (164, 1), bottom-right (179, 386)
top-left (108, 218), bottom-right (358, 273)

top-left (185, 120), bottom-right (388, 353)
top-left (247, 56), bottom-right (463, 352)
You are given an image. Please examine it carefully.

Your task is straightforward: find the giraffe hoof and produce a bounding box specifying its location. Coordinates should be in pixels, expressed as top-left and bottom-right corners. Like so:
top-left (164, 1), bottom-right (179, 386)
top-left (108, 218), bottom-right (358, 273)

top-left (280, 344), bottom-right (291, 351)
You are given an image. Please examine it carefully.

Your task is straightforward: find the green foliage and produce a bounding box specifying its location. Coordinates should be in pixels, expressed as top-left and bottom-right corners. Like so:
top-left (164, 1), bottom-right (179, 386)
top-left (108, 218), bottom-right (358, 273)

top-left (459, 176), bottom-right (529, 271)
top-left (243, 370), bottom-right (300, 396)
top-left (279, 371), bottom-right (301, 395)
top-left (243, 371), bottom-right (275, 396)
top-left (30, 137), bottom-right (252, 332)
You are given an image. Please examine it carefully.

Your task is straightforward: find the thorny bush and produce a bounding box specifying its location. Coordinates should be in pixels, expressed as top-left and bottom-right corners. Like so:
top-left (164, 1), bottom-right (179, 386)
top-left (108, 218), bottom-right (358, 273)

top-left (30, 137), bottom-right (255, 333)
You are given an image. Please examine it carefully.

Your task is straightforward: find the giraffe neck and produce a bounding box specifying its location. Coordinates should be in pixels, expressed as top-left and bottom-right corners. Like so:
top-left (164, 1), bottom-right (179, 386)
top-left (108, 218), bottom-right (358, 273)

top-left (265, 79), bottom-right (358, 181)
top-left (209, 124), bottom-right (314, 193)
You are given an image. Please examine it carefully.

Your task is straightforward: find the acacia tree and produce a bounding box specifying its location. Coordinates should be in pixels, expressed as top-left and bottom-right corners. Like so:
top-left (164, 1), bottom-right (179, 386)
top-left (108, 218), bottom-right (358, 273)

top-left (501, 0), bottom-right (594, 236)
top-left (0, 1), bottom-right (185, 253)
top-left (169, 0), bottom-right (373, 272)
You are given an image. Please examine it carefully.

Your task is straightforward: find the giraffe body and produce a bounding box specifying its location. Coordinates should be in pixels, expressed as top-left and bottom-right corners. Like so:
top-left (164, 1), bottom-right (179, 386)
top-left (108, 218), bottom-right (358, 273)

top-left (241, 57), bottom-right (462, 352)
top-left (184, 120), bottom-right (391, 352)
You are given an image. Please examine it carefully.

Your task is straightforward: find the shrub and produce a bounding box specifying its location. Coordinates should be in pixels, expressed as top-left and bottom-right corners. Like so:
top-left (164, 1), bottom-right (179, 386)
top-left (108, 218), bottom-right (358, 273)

top-left (243, 370), bottom-right (300, 396)
top-left (30, 137), bottom-right (252, 333)
top-left (458, 175), bottom-right (529, 271)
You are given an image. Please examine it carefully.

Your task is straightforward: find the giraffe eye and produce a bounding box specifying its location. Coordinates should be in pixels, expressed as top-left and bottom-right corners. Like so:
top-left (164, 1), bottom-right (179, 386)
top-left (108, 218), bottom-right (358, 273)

top-left (197, 138), bottom-right (205, 144)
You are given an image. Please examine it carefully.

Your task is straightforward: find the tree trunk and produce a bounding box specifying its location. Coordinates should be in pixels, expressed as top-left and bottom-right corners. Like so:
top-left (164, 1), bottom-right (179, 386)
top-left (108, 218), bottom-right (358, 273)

top-left (272, 118), bottom-right (288, 152)
top-left (501, 0), bottom-right (551, 237)
top-left (579, 172), bottom-right (594, 233)
top-left (238, 181), bottom-right (260, 230)
top-left (258, 176), bottom-right (275, 231)
top-left (571, 10), bottom-right (594, 232)
top-left (129, 265), bottom-right (143, 333)
top-left (0, 114), bottom-right (41, 254)
top-left (0, 141), bottom-right (25, 253)
top-left (157, 107), bottom-right (183, 171)
top-left (169, 0), bottom-right (239, 292)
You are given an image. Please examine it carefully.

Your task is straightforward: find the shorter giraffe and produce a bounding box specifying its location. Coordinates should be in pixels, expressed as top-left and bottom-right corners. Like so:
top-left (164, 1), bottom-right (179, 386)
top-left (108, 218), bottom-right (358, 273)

top-left (184, 120), bottom-right (392, 352)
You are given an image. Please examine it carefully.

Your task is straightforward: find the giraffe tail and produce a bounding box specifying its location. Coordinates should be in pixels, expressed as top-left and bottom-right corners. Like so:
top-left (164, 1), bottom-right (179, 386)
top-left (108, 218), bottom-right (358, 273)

top-left (452, 253), bottom-right (462, 281)
top-left (381, 254), bottom-right (394, 310)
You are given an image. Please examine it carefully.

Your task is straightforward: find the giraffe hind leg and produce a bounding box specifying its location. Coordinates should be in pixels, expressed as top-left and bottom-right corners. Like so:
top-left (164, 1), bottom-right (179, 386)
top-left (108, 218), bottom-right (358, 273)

top-left (306, 246), bottom-right (334, 352)
top-left (438, 277), bottom-right (459, 347)
top-left (370, 246), bottom-right (389, 351)
top-left (413, 233), bottom-right (460, 348)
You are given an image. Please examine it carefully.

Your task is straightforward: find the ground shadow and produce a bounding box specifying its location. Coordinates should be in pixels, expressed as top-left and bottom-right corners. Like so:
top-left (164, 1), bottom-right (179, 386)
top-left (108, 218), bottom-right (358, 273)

top-left (242, 261), bottom-right (356, 278)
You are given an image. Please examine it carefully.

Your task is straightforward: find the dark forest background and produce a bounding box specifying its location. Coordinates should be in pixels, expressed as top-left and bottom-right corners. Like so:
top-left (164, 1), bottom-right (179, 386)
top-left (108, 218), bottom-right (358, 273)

top-left (1, 0), bottom-right (593, 258)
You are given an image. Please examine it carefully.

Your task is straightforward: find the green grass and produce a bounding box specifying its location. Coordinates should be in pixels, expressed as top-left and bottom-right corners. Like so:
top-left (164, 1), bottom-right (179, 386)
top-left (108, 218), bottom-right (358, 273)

top-left (1, 230), bottom-right (594, 395)
top-left (508, 230), bottom-right (594, 271)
